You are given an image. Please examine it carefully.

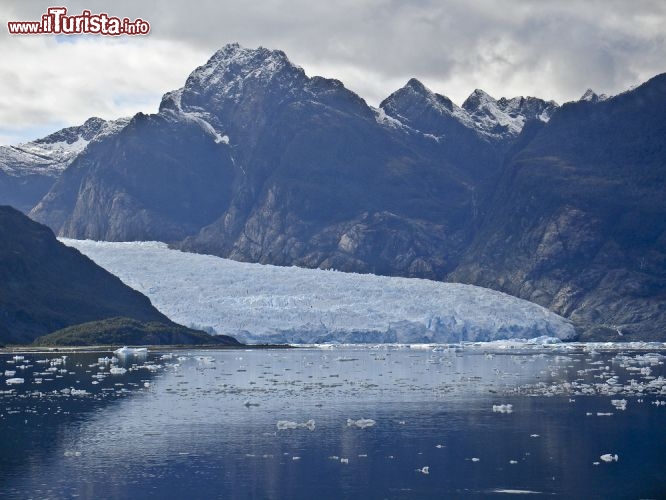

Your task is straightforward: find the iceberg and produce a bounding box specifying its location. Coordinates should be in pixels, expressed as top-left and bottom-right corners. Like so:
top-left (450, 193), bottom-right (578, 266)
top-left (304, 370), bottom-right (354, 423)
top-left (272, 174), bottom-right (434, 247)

top-left (61, 239), bottom-right (577, 345)
top-left (492, 404), bottom-right (513, 413)
top-left (276, 419), bottom-right (315, 431)
top-left (114, 347), bottom-right (148, 358)
top-left (347, 418), bottom-right (376, 429)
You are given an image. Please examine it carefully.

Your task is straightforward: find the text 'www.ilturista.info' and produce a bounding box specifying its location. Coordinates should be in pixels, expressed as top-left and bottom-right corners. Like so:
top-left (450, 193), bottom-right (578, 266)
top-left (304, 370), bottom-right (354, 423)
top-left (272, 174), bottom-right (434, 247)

top-left (7, 7), bottom-right (150, 36)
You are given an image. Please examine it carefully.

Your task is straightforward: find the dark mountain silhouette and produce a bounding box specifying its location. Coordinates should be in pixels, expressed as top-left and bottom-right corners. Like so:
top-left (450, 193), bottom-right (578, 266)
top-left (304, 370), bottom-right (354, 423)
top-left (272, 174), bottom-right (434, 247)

top-left (0, 205), bottom-right (237, 345)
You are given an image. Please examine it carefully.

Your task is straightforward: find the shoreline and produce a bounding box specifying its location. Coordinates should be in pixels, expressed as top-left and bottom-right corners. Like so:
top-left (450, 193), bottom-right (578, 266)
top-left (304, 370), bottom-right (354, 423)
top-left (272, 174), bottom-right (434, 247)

top-left (2, 340), bottom-right (666, 355)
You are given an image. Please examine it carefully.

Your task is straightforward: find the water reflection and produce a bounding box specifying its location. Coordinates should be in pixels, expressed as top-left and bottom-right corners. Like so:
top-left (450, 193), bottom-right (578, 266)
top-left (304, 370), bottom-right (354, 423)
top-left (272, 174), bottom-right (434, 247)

top-left (1, 346), bottom-right (665, 498)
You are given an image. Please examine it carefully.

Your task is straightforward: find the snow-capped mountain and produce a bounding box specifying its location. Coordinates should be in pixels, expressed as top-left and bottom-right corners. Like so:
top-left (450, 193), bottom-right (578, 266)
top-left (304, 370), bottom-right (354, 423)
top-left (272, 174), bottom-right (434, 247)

top-left (579, 88), bottom-right (609, 103)
top-left (462, 89), bottom-right (558, 139)
top-left (0, 116), bottom-right (129, 176)
top-left (0, 117), bottom-right (129, 211)
top-left (8, 43), bottom-right (666, 341)
top-left (379, 79), bottom-right (558, 145)
top-left (30, 43), bottom-right (493, 279)
top-left (62, 239), bottom-right (576, 344)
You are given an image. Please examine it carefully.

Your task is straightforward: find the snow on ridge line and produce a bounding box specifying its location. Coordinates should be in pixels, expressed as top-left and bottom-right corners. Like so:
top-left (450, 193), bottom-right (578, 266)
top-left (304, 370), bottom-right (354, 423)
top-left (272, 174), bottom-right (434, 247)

top-left (61, 239), bottom-right (576, 344)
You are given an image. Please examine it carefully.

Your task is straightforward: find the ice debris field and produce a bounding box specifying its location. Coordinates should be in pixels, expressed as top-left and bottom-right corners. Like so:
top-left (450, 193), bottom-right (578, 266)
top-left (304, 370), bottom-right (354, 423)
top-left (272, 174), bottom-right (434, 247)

top-left (2, 344), bottom-right (665, 485)
top-left (62, 240), bottom-right (575, 344)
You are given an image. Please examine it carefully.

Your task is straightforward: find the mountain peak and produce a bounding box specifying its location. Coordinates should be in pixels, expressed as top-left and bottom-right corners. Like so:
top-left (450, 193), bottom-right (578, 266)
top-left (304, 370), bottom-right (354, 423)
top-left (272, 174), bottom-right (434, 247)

top-left (166, 43), bottom-right (309, 118)
top-left (579, 88), bottom-right (608, 103)
top-left (405, 77), bottom-right (428, 93)
top-left (382, 78), bottom-right (460, 117)
top-left (462, 89), bottom-right (497, 112)
top-left (185, 43), bottom-right (305, 93)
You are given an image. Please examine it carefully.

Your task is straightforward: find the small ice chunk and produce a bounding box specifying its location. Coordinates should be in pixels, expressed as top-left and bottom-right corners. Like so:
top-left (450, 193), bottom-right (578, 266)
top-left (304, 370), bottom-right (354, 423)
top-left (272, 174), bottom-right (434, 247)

top-left (114, 347), bottom-right (148, 358)
top-left (417, 466), bottom-right (430, 474)
top-left (4, 370), bottom-right (16, 377)
top-left (530, 434), bottom-right (540, 438)
top-left (509, 460), bottom-right (518, 464)
top-left (471, 457), bottom-right (480, 462)
top-left (600, 453), bottom-right (618, 462)
top-left (5, 378), bottom-right (24, 385)
top-left (492, 404), bottom-right (513, 413)
top-left (347, 418), bottom-right (376, 429)
top-left (340, 458), bottom-right (349, 464)
top-left (276, 419), bottom-right (315, 431)
top-left (611, 399), bottom-right (627, 410)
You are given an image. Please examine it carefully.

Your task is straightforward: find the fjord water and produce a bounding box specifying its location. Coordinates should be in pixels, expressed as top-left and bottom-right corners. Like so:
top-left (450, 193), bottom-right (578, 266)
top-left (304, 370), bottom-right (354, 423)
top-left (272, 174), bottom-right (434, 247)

top-left (1, 346), bottom-right (665, 499)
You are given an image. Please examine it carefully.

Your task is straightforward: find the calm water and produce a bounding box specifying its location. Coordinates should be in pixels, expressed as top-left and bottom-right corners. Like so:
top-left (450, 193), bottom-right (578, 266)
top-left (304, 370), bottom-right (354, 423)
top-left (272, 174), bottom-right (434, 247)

top-left (1, 345), bottom-right (665, 499)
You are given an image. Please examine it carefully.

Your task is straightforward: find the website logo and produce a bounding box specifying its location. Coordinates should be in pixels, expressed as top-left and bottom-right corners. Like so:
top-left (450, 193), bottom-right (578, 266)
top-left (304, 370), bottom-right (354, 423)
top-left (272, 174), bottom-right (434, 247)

top-left (7, 7), bottom-right (150, 36)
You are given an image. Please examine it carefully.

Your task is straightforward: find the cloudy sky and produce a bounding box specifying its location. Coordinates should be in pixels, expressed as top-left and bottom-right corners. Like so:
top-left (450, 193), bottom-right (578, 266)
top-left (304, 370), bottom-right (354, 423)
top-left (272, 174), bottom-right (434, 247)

top-left (1, 0), bottom-right (665, 145)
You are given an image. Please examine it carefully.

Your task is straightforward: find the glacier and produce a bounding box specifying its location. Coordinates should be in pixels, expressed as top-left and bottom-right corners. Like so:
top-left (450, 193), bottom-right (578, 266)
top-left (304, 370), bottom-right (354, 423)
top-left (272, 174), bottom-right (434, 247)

top-left (61, 240), bottom-right (576, 344)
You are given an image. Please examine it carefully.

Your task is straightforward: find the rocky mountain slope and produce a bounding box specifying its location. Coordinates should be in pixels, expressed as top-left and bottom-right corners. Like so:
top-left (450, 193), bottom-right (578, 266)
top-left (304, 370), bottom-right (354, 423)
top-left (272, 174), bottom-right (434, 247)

top-left (6, 44), bottom-right (664, 339)
top-left (0, 205), bottom-right (236, 345)
top-left (28, 44), bottom-right (556, 280)
top-left (0, 117), bottom-right (129, 212)
top-left (451, 73), bottom-right (666, 340)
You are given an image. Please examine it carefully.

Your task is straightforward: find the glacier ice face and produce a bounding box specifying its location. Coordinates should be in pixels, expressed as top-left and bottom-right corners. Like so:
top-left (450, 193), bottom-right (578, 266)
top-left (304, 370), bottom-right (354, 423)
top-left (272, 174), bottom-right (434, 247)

top-left (61, 240), bottom-right (576, 344)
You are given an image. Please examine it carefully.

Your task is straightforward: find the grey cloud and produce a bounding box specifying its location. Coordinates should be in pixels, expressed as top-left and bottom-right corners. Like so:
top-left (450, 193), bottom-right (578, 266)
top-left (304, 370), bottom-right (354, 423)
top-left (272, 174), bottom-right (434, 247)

top-left (1, 0), bottom-right (665, 143)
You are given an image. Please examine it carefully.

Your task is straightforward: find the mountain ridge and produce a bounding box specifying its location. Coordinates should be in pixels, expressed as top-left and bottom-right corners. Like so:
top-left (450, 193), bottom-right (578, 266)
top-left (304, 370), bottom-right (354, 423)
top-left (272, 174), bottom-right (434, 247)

top-left (3, 44), bottom-right (664, 340)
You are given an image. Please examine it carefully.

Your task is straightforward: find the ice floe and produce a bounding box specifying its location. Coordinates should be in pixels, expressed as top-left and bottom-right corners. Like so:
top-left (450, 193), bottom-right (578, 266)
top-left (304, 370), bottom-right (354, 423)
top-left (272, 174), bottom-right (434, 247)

top-left (347, 418), bottom-right (376, 429)
top-left (492, 404), bottom-right (513, 413)
top-left (276, 419), bottom-right (315, 431)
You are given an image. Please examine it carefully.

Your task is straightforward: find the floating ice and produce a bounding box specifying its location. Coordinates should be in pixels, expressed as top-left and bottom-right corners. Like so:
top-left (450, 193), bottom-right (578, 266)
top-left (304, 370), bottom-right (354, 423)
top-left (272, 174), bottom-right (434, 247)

top-left (340, 458), bottom-right (349, 464)
top-left (4, 370), bottom-right (16, 377)
top-left (5, 378), bottom-right (24, 385)
top-left (611, 399), bottom-right (627, 410)
top-left (600, 453), bottom-right (618, 462)
top-left (109, 367), bottom-right (127, 375)
top-left (114, 347), bottom-right (148, 357)
top-left (489, 490), bottom-right (542, 495)
top-left (347, 418), bottom-right (376, 429)
top-left (492, 404), bottom-right (513, 413)
top-left (276, 419), bottom-right (315, 431)
top-left (417, 466), bottom-right (430, 474)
